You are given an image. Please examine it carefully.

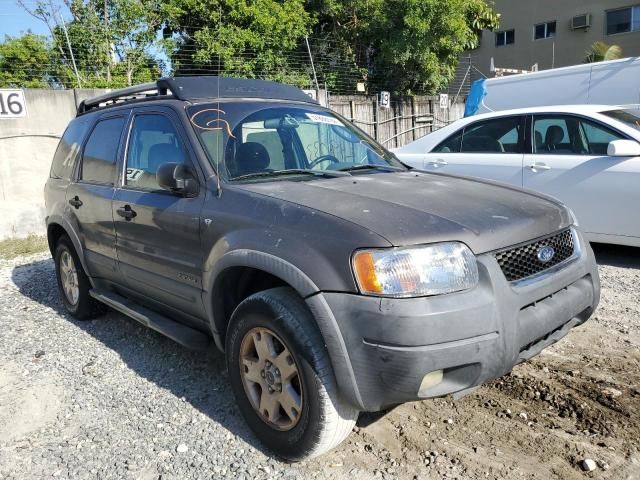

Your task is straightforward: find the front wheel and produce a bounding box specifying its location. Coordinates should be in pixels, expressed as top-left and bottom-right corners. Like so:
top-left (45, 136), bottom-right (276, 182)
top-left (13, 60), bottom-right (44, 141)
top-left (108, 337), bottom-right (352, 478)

top-left (226, 287), bottom-right (358, 461)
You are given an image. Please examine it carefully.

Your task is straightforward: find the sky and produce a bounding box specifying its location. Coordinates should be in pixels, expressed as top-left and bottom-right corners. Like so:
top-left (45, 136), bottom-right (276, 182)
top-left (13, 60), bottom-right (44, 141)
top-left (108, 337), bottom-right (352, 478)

top-left (0, 0), bottom-right (64, 38)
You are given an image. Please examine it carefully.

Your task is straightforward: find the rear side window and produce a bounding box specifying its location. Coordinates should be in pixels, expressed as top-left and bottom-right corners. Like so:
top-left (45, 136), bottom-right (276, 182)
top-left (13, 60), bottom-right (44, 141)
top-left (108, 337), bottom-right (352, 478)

top-left (50, 118), bottom-right (90, 179)
top-left (461, 116), bottom-right (523, 153)
top-left (81, 117), bottom-right (126, 184)
top-left (433, 131), bottom-right (462, 153)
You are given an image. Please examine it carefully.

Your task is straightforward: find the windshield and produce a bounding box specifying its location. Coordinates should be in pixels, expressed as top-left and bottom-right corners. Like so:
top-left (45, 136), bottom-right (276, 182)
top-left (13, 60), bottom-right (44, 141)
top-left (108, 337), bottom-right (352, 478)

top-left (187, 102), bottom-right (405, 181)
top-left (601, 108), bottom-right (640, 132)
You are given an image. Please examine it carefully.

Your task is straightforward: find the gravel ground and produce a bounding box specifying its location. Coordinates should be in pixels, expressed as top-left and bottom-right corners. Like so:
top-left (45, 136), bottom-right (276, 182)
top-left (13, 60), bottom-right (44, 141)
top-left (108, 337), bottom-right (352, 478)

top-left (0, 245), bottom-right (639, 480)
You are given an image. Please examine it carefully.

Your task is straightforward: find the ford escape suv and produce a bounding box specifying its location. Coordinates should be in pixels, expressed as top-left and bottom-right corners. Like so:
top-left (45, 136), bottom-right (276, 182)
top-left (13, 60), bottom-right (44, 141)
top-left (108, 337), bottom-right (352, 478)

top-left (45, 77), bottom-right (600, 461)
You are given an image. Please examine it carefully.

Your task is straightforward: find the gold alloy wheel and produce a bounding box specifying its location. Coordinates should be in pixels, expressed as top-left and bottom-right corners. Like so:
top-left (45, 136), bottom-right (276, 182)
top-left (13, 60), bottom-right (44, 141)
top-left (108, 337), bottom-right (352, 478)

top-left (239, 327), bottom-right (303, 431)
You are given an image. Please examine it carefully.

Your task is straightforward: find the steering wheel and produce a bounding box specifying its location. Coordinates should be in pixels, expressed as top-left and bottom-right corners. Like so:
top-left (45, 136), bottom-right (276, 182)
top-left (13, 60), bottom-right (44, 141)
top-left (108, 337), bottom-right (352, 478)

top-left (309, 154), bottom-right (340, 169)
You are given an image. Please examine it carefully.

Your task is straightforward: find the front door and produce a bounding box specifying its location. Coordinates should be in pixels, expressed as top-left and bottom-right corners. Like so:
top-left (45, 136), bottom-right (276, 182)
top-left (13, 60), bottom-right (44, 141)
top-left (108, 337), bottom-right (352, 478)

top-left (523, 114), bottom-right (640, 241)
top-left (67, 113), bottom-right (128, 283)
top-left (112, 107), bottom-right (207, 326)
top-left (422, 115), bottom-right (525, 187)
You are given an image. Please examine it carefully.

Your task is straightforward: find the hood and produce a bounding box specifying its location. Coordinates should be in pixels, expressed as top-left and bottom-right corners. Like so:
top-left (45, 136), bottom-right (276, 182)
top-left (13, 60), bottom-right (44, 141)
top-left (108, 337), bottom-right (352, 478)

top-left (238, 171), bottom-right (571, 254)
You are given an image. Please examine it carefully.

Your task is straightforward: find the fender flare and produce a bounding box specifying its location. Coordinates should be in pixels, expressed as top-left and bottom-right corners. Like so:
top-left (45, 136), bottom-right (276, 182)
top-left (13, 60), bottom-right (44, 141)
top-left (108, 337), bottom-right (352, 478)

top-left (203, 249), bottom-right (319, 341)
top-left (46, 216), bottom-right (95, 287)
top-left (203, 249), bottom-right (364, 409)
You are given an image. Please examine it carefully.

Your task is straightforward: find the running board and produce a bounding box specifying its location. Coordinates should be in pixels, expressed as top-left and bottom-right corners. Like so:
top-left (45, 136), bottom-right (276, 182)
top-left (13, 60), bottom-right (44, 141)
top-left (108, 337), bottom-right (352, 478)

top-left (90, 289), bottom-right (211, 351)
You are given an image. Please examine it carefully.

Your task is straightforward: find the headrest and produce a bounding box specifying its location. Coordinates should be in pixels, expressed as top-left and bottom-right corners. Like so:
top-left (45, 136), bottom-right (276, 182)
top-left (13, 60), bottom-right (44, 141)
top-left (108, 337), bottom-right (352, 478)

top-left (233, 142), bottom-right (271, 176)
top-left (545, 125), bottom-right (565, 146)
top-left (148, 143), bottom-right (184, 172)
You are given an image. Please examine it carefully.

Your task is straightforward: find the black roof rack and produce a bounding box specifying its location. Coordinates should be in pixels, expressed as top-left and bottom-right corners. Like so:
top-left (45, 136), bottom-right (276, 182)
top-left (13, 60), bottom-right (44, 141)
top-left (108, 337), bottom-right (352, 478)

top-left (77, 76), bottom-right (317, 115)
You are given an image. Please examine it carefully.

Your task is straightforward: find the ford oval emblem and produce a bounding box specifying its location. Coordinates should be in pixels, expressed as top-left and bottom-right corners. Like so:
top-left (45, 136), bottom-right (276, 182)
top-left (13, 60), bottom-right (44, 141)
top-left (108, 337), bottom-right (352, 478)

top-left (537, 245), bottom-right (555, 263)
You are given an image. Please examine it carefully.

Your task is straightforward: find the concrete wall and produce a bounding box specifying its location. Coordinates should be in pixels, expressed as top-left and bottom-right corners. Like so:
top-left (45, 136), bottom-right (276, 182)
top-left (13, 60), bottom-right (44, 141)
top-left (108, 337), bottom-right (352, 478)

top-left (472, 0), bottom-right (640, 74)
top-left (0, 88), bottom-right (464, 240)
top-left (0, 90), bottom-right (76, 240)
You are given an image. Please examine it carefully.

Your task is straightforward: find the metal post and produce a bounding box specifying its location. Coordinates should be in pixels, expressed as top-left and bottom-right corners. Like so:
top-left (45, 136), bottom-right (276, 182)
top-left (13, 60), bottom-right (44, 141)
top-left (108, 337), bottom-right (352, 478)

top-left (374, 94), bottom-right (379, 141)
top-left (59, 13), bottom-right (81, 88)
top-left (305, 36), bottom-right (320, 91)
top-left (411, 96), bottom-right (417, 142)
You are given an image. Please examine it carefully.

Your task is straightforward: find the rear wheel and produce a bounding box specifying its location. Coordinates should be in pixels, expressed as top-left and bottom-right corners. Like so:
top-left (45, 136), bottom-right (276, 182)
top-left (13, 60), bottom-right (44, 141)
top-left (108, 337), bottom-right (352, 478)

top-left (226, 287), bottom-right (358, 461)
top-left (54, 235), bottom-right (104, 320)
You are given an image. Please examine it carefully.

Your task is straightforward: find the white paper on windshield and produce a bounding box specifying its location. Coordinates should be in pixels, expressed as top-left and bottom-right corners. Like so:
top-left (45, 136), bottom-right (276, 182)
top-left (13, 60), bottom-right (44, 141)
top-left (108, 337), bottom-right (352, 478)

top-left (305, 113), bottom-right (344, 126)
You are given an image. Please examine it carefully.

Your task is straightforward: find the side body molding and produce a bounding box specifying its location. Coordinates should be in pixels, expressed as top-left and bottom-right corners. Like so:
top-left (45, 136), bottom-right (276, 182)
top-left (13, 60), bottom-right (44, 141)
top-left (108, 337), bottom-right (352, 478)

top-left (202, 248), bottom-right (364, 409)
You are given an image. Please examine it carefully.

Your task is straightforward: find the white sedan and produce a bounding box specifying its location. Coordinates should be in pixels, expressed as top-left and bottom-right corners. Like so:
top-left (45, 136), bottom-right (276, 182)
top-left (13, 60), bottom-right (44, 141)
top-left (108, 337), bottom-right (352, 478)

top-left (394, 105), bottom-right (640, 247)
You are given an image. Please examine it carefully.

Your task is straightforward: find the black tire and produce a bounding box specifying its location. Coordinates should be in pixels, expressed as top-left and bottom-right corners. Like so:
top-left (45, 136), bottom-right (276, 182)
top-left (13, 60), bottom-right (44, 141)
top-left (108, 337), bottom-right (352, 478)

top-left (54, 235), bottom-right (104, 320)
top-left (226, 287), bottom-right (358, 461)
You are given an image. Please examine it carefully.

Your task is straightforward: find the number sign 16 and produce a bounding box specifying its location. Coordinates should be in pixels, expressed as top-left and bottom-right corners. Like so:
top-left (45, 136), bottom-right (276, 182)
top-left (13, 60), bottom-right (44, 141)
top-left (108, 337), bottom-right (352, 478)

top-left (0, 90), bottom-right (27, 118)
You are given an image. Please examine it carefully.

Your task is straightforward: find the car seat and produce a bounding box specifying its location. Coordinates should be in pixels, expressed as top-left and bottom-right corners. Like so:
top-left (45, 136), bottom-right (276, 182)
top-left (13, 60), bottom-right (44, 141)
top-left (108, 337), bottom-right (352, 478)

top-left (543, 126), bottom-right (565, 152)
top-left (232, 142), bottom-right (271, 177)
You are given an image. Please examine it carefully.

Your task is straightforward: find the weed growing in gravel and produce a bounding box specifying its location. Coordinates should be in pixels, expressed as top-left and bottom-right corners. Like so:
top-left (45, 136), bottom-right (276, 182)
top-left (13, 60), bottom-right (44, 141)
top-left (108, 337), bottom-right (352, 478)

top-left (0, 235), bottom-right (48, 259)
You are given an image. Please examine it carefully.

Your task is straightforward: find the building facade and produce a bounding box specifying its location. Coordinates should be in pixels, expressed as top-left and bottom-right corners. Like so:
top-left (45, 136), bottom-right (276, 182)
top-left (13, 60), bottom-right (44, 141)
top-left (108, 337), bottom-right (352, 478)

top-left (471, 0), bottom-right (640, 75)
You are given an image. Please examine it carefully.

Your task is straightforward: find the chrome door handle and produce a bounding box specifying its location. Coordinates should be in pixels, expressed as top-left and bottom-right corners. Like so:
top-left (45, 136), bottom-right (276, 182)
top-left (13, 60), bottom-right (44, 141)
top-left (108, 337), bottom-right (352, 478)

top-left (528, 162), bottom-right (551, 171)
top-left (428, 159), bottom-right (448, 167)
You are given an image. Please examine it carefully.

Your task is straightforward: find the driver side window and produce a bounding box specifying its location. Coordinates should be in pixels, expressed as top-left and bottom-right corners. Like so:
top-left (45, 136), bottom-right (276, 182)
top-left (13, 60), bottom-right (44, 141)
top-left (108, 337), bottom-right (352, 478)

top-left (126, 114), bottom-right (187, 190)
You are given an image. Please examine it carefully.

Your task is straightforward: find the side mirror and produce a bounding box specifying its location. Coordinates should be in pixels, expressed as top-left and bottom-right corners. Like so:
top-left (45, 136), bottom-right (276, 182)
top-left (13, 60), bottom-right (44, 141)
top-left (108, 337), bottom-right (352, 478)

top-left (157, 163), bottom-right (199, 196)
top-left (607, 139), bottom-right (640, 157)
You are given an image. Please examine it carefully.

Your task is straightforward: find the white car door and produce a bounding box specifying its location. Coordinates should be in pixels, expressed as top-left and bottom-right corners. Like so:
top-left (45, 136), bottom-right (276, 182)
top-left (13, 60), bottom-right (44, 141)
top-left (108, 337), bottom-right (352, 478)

top-left (523, 114), bottom-right (640, 242)
top-left (422, 115), bottom-right (525, 187)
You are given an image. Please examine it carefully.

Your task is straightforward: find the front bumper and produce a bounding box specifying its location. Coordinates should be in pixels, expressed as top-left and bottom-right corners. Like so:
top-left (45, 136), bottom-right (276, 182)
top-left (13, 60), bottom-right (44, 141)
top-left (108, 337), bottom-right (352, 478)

top-left (309, 230), bottom-right (600, 412)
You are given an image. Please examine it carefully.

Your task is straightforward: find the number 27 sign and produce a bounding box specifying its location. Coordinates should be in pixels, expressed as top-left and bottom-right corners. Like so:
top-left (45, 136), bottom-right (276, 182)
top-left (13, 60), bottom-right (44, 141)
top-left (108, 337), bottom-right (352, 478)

top-left (0, 89), bottom-right (27, 118)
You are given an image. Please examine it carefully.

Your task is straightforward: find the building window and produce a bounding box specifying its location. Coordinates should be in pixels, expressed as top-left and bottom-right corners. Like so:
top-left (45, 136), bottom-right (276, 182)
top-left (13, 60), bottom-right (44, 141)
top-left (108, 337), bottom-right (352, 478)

top-left (534, 21), bottom-right (556, 39)
top-left (606, 6), bottom-right (640, 35)
top-left (495, 29), bottom-right (515, 47)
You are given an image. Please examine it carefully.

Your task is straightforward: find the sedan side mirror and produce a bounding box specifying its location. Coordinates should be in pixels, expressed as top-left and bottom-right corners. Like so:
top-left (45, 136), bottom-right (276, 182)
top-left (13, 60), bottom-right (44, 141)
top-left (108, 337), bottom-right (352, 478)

top-left (157, 163), bottom-right (199, 196)
top-left (607, 139), bottom-right (640, 157)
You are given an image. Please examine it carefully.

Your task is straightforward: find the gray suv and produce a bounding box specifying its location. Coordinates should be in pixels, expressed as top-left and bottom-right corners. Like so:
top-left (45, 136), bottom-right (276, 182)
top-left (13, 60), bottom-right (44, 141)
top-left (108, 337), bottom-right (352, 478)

top-left (45, 77), bottom-right (600, 460)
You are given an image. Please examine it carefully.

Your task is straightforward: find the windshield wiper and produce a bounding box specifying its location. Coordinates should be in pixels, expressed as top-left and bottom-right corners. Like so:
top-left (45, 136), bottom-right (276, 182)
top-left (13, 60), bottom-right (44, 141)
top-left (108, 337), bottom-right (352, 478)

top-left (338, 164), bottom-right (404, 173)
top-left (233, 169), bottom-right (350, 181)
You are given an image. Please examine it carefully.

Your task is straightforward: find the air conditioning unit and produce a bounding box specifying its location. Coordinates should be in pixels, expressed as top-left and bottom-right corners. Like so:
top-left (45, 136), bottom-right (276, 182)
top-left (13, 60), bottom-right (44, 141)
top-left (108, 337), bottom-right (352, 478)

top-left (571, 13), bottom-right (592, 30)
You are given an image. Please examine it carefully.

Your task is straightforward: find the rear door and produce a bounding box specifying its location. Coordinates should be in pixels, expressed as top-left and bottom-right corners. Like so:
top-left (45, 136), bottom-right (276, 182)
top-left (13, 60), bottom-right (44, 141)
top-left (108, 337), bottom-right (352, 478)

top-left (422, 115), bottom-right (525, 187)
top-left (66, 112), bottom-right (128, 282)
top-left (523, 114), bottom-right (640, 239)
top-left (112, 106), bottom-right (207, 326)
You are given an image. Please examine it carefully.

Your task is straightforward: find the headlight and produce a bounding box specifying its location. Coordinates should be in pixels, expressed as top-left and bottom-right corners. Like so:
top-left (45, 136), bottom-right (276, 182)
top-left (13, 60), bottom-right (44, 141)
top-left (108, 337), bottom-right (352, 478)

top-left (352, 242), bottom-right (479, 298)
top-left (568, 207), bottom-right (579, 227)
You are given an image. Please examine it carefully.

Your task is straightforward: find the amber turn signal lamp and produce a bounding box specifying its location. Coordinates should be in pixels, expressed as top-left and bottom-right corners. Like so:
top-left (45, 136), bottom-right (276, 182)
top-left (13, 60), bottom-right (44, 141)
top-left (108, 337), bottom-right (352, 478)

top-left (353, 251), bottom-right (383, 294)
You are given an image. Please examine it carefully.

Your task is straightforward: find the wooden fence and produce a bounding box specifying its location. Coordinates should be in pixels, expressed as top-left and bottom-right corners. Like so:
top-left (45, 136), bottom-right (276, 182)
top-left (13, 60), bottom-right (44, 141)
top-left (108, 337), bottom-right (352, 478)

top-left (327, 95), bottom-right (466, 149)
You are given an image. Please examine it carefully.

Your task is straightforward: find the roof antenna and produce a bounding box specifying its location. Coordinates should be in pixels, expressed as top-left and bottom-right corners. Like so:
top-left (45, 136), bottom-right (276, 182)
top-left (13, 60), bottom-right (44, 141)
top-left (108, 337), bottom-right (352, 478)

top-left (215, 4), bottom-right (223, 198)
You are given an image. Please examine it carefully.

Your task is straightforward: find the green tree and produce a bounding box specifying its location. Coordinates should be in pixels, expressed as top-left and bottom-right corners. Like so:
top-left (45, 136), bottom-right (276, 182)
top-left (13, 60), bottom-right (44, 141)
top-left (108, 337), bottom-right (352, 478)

top-left (0, 34), bottom-right (52, 88)
top-left (19, 0), bottom-right (163, 88)
top-left (584, 41), bottom-right (623, 63)
top-left (307, 0), bottom-right (499, 94)
top-left (158, 0), bottom-right (313, 86)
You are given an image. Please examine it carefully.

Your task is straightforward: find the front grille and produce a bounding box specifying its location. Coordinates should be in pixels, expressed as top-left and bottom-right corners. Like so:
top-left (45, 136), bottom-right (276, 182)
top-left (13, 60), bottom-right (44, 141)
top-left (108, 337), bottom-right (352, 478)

top-left (495, 229), bottom-right (575, 282)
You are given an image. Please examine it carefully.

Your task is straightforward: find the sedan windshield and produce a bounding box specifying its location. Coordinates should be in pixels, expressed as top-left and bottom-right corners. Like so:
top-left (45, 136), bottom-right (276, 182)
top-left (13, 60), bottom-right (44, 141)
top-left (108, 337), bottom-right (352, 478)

top-left (601, 108), bottom-right (640, 132)
top-left (187, 103), bottom-right (405, 181)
